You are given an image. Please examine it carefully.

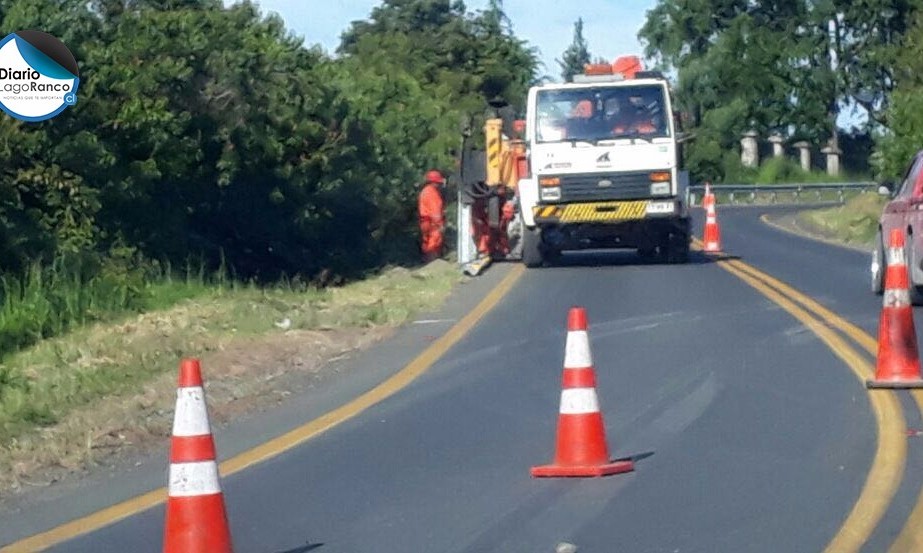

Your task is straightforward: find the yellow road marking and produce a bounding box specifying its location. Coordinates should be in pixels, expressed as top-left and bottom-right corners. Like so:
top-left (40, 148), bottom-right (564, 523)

top-left (1, 265), bottom-right (526, 552)
top-left (747, 215), bottom-right (923, 550)
top-left (693, 238), bottom-right (907, 552)
top-left (8, 232), bottom-right (917, 551)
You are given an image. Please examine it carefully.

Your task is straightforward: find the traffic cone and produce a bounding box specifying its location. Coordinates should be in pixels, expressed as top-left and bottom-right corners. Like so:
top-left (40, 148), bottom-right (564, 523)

top-left (702, 181), bottom-right (715, 209)
top-left (702, 191), bottom-right (721, 253)
top-left (163, 359), bottom-right (234, 553)
top-left (867, 230), bottom-right (923, 388)
top-left (531, 307), bottom-right (635, 478)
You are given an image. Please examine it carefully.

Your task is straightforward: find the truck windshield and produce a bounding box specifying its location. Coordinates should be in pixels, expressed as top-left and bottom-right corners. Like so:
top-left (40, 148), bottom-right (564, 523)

top-left (535, 84), bottom-right (670, 144)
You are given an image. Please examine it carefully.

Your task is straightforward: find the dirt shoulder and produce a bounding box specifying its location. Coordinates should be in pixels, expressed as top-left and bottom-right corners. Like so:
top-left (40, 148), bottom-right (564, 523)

top-left (762, 211), bottom-right (873, 253)
top-left (0, 259), bottom-right (465, 500)
top-left (760, 192), bottom-right (885, 253)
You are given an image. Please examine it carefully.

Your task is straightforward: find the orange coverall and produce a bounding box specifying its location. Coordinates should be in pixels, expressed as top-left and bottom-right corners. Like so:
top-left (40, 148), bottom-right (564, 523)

top-left (418, 183), bottom-right (445, 261)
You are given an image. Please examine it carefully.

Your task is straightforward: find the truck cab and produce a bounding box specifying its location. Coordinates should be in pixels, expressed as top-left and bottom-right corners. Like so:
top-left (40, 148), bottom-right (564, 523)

top-left (517, 57), bottom-right (690, 266)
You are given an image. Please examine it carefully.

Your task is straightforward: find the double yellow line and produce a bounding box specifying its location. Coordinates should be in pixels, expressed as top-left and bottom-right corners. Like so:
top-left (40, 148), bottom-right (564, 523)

top-left (7, 236), bottom-right (923, 552)
top-left (693, 238), bottom-right (921, 551)
top-left (0, 268), bottom-right (527, 552)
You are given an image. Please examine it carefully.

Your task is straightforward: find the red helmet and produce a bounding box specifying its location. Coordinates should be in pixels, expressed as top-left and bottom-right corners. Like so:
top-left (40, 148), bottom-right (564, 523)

top-left (425, 169), bottom-right (444, 184)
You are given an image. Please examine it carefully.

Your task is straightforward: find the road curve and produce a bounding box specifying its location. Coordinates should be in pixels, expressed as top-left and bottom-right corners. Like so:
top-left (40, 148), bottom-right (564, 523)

top-left (699, 206), bottom-right (923, 552)
top-left (7, 205), bottom-right (914, 552)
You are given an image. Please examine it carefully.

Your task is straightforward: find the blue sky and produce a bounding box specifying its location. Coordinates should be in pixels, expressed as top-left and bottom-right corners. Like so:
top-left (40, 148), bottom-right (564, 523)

top-left (241, 0), bottom-right (657, 79)
top-left (227, 1), bottom-right (867, 128)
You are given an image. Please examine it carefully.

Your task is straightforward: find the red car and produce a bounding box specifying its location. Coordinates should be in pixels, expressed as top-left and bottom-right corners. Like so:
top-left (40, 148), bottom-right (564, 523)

top-left (872, 150), bottom-right (923, 304)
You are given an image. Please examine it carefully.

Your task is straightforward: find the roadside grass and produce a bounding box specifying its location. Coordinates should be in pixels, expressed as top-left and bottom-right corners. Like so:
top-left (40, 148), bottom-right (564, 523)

top-left (0, 259), bottom-right (462, 491)
top-left (0, 257), bottom-right (214, 361)
top-left (796, 192), bottom-right (887, 247)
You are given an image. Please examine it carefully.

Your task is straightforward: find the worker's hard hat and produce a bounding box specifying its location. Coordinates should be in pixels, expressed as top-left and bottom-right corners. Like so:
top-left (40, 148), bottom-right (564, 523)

top-left (425, 170), bottom-right (445, 184)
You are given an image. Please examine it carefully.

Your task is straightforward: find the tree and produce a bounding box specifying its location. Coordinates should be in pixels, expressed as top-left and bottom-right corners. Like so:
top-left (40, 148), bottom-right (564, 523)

top-left (339, 0), bottom-right (537, 112)
top-left (0, 0), bottom-right (540, 282)
top-left (639, 0), bottom-right (921, 181)
top-left (557, 18), bottom-right (591, 82)
top-left (875, 9), bottom-right (923, 179)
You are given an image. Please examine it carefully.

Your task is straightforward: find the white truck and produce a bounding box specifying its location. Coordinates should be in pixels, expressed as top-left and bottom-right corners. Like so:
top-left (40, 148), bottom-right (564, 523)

top-left (516, 58), bottom-right (690, 266)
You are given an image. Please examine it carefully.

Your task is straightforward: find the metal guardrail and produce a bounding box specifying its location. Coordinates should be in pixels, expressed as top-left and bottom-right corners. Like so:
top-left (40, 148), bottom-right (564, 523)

top-left (686, 181), bottom-right (878, 206)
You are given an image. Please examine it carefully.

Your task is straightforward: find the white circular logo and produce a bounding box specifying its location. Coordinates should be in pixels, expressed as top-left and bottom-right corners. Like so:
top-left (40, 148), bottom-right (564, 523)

top-left (0, 30), bottom-right (79, 122)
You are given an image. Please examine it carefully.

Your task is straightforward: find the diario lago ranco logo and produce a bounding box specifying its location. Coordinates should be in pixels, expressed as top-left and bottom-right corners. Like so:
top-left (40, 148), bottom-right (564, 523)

top-left (0, 30), bottom-right (79, 122)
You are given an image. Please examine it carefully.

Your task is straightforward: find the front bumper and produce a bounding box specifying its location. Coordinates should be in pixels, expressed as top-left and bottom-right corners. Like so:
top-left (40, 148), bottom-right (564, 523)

top-left (532, 199), bottom-right (682, 224)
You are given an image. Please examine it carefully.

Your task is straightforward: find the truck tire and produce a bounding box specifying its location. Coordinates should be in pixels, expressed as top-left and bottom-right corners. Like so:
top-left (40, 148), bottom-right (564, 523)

top-left (522, 226), bottom-right (544, 268)
top-left (665, 231), bottom-right (690, 264)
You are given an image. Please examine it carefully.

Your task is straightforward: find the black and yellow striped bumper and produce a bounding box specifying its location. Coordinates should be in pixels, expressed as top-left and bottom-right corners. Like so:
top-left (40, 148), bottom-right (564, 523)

top-left (532, 201), bottom-right (650, 224)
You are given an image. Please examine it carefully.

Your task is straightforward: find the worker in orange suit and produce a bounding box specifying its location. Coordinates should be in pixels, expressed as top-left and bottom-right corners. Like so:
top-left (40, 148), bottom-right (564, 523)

top-left (418, 169), bottom-right (446, 263)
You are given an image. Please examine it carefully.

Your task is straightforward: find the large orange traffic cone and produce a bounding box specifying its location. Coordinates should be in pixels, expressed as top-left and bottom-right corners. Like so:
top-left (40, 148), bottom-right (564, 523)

top-left (702, 184), bottom-right (721, 253)
top-left (867, 230), bottom-right (923, 388)
top-left (163, 359), bottom-right (234, 552)
top-left (531, 307), bottom-right (635, 478)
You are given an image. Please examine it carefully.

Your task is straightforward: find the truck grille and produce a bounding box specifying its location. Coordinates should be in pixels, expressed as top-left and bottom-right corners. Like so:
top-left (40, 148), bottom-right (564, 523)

top-left (556, 172), bottom-right (653, 202)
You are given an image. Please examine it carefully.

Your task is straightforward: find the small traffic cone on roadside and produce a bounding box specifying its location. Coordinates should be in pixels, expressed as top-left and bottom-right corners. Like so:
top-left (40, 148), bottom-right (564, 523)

top-left (531, 307), bottom-right (634, 478)
top-left (867, 230), bottom-right (923, 388)
top-left (163, 359), bottom-right (234, 553)
top-left (702, 190), bottom-right (722, 253)
top-left (703, 181), bottom-right (715, 209)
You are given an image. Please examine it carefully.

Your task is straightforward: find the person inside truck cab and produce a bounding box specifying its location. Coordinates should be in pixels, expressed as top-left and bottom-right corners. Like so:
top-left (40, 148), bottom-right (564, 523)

top-left (564, 98), bottom-right (594, 138)
top-left (609, 95), bottom-right (657, 135)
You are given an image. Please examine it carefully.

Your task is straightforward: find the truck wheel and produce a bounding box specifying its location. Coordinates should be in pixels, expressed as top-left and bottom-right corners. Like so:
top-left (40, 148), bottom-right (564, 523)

top-left (665, 232), bottom-right (690, 264)
top-left (522, 226), bottom-right (544, 268)
top-left (544, 247), bottom-right (561, 266)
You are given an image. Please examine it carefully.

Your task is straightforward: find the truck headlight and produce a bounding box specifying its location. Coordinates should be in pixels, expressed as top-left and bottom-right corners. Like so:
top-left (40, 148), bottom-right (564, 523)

top-left (650, 181), bottom-right (671, 195)
top-left (541, 187), bottom-right (561, 201)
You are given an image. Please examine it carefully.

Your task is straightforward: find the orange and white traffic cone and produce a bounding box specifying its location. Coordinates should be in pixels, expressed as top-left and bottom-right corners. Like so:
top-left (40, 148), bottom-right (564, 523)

top-left (163, 359), bottom-right (234, 553)
top-left (867, 230), bottom-right (923, 388)
top-left (702, 191), bottom-right (721, 253)
top-left (702, 181), bottom-right (715, 210)
top-left (531, 307), bottom-right (634, 478)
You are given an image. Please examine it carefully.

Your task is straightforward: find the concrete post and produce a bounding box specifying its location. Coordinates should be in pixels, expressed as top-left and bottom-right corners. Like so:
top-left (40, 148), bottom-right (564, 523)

top-left (793, 141), bottom-right (811, 172)
top-left (768, 134), bottom-right (784, 158)
top-left (740, 130), bottom-right (759, 168)
top-left (821, 144), bottom-right (842, 177)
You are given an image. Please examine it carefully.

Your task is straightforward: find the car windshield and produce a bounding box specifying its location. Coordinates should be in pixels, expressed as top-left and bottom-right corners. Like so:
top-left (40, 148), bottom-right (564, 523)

top-left (535, 84), bottom-right (670, 144)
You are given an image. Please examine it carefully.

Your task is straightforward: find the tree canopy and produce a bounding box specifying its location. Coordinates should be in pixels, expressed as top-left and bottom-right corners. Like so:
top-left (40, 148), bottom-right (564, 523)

top-left (557, 18), bottom-right (591, 82)
top-left (0, 0), bottom-right (539, 282)
top-left (639, 0), bottom-right (922, 181)
top-left (6, 0), bottom-right (923, 288)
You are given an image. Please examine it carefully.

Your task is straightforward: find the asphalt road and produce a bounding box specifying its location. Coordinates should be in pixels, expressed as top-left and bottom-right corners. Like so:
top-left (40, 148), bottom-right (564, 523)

top-left (10, 205), bottom-right (923, 552)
